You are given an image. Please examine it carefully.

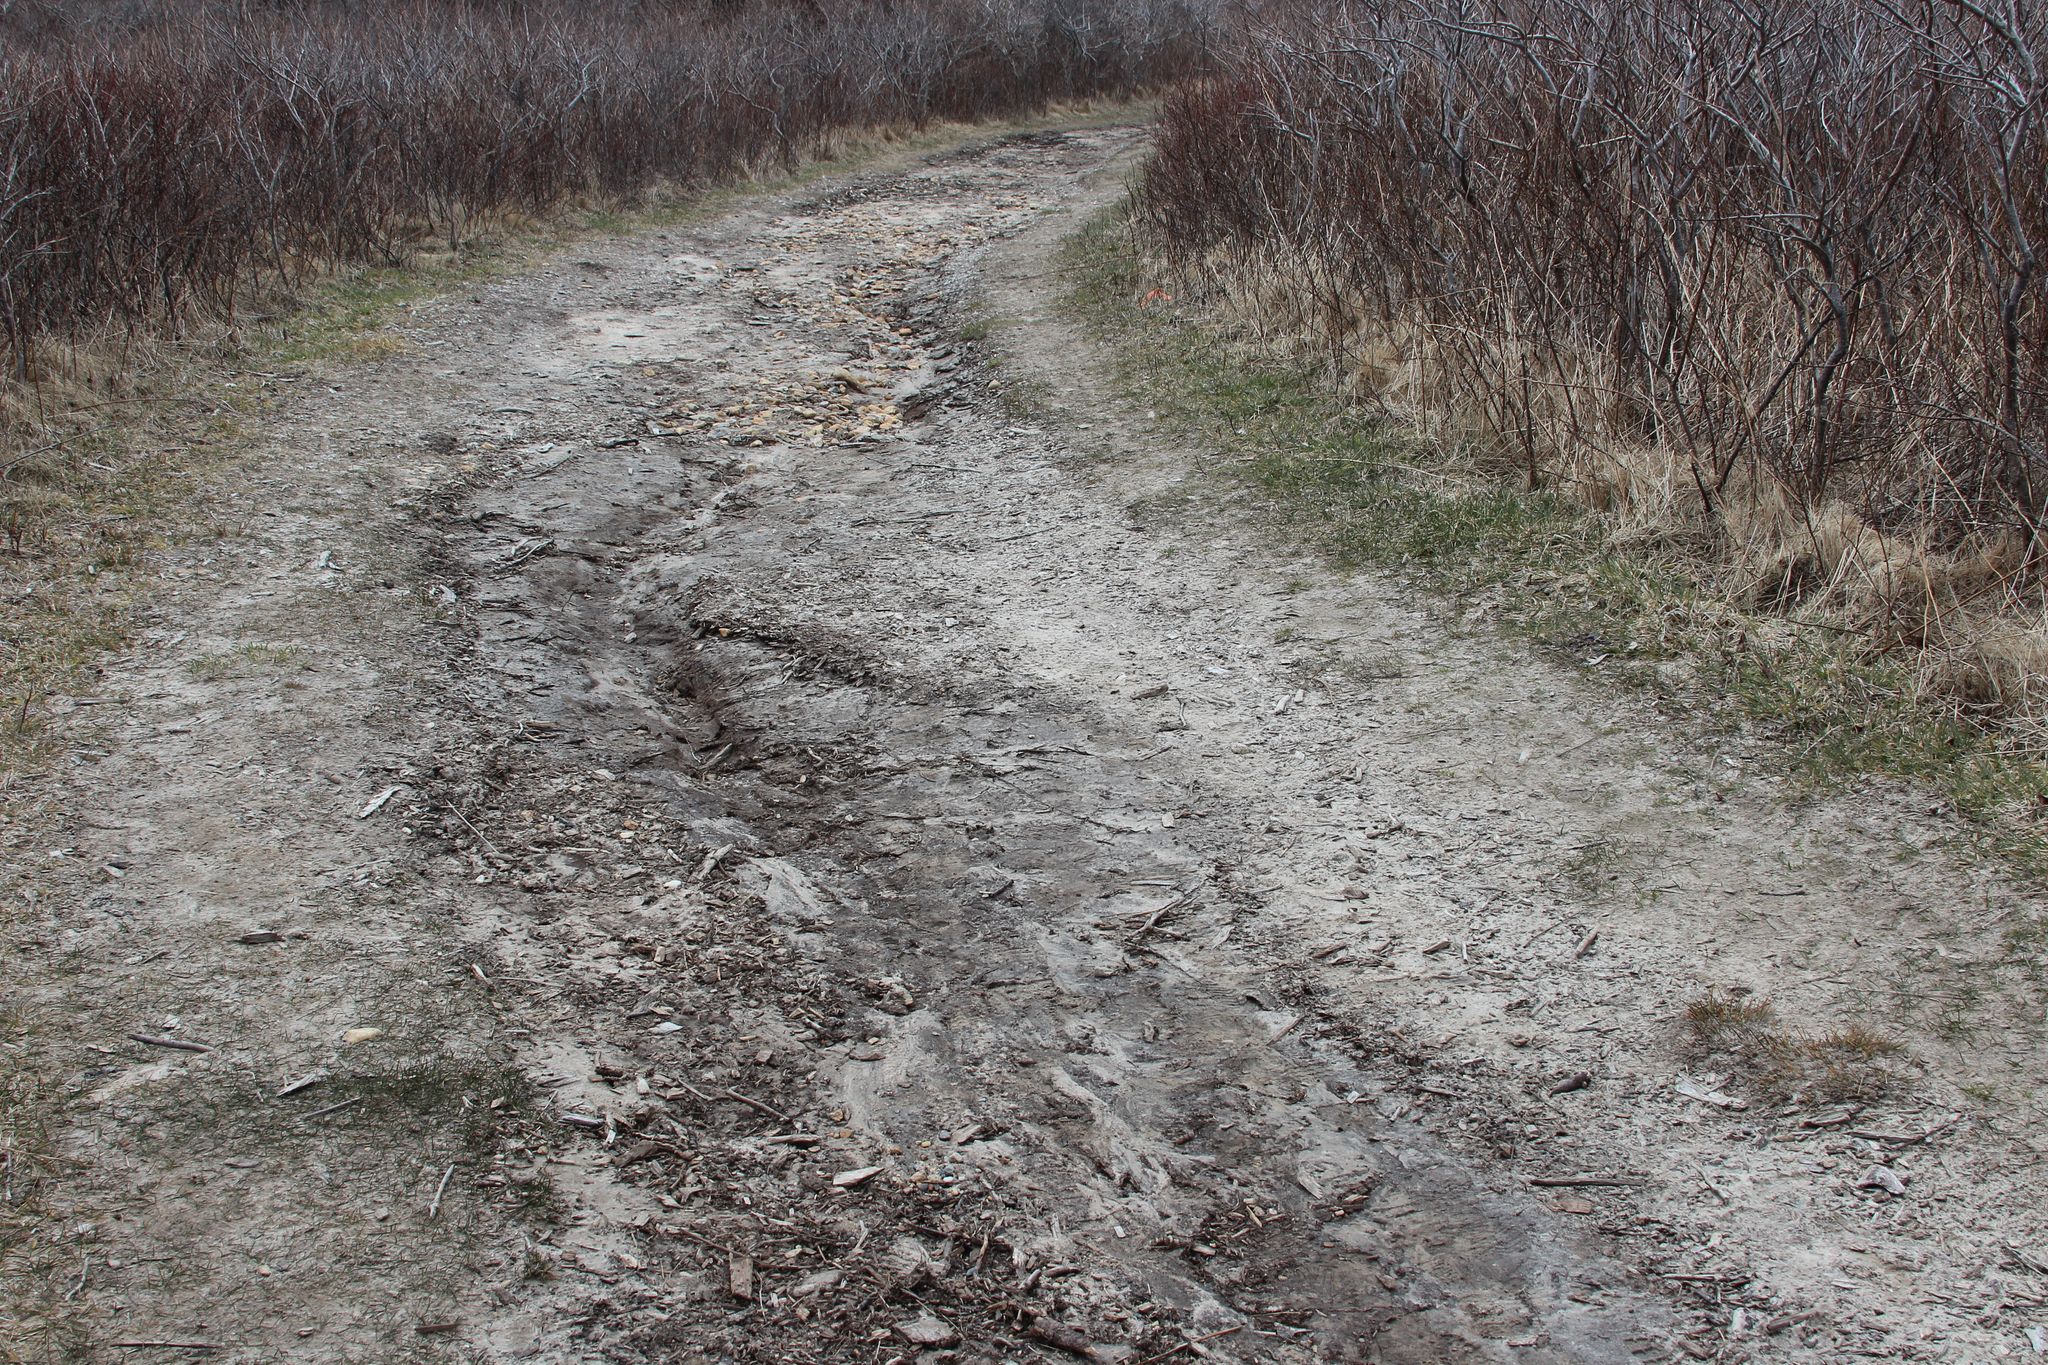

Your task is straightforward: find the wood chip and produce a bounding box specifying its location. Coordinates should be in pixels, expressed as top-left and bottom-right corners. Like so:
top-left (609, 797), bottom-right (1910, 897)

top-left (1762, 1310), bottom-right (1820, 1336)
top-left (1026, 1315), bottom-right (1099, 1358)
top-left (832, 1165), bottom-right (883, 1188)
top-left (276, 1072), bottom-right (325, 1098)
top-left (694, 843), bottom-right (735, 881)
top-left (1674, 1077), bottom-right (1746, 1109)
top-left (792, 1268), bottom-right (843, 1297)
top-left (729, 1251), bottom-right (754, 1301)
top-left (357, 785), bottom-right (403, 819)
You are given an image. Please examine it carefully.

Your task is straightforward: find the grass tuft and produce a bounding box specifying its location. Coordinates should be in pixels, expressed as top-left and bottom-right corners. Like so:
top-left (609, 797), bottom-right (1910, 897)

top-left (1681, 992), bottom-right (1905, 1104)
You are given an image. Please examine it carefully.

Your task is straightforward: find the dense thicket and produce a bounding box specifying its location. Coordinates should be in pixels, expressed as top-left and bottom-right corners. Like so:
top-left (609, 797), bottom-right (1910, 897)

top-left (0, 0), bottom-right (1214, 375)
top-left (1141, 0), bottom-right (2048, 589)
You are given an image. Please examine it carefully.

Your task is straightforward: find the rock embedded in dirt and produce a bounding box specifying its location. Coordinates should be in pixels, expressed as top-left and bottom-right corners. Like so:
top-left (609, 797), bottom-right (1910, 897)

top-left (895, 1314), bottom-right (961, 1348)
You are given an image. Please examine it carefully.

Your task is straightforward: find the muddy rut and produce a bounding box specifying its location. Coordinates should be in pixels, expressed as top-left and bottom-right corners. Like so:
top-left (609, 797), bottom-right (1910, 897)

top-left (14, 124), bottom-right (2047, 1365)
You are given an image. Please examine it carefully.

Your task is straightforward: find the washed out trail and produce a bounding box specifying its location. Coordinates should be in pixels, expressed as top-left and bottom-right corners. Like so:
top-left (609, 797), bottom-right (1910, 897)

top-left (11, 124), bottom-right (2044, 1365)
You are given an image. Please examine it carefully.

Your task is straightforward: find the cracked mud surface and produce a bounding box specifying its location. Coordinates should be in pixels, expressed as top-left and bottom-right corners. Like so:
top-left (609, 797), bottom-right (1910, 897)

top-left (8, 124), bottom-right (2047, 1365)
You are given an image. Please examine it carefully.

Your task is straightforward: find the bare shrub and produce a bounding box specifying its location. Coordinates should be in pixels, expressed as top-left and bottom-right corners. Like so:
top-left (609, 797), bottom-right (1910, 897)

top-left (0, 0), bottom-right (1219, 380)
top-left (1137, 0), bottom-right (2048, 700)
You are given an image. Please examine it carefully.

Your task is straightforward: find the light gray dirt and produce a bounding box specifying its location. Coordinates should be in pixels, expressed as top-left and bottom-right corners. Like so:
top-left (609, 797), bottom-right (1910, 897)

top-left (7, 123), bottom-right (2046, 1365)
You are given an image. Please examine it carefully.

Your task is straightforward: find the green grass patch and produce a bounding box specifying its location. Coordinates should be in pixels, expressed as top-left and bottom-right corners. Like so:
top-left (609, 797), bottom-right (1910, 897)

top-left (1056, 204), bottom-right (2048, 872)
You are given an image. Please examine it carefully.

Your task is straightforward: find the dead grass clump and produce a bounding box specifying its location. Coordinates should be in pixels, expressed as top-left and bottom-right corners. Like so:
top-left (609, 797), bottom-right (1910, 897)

top-left (1682, 991), bottom-right (1905, 1105)
top-left (1924, 625), bottom-right (2048, 716)
top-left (1681, 991), bottom-right (1780, 1050)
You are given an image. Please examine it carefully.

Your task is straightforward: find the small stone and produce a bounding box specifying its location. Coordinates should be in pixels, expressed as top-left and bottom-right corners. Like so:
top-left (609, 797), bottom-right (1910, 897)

top-left (895, 1315), bottom-right (960, 1348)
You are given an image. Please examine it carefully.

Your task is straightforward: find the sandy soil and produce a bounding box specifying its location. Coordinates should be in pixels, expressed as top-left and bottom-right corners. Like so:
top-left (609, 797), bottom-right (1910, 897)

top-left (6, 123), bottom-right (2046, 1365)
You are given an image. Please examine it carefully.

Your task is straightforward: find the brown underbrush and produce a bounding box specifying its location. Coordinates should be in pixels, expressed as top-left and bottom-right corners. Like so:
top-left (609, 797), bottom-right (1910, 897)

top-left (0, 0), bottom-right (1217, 763)
top-left (1137, 0), bottom-right (2048, 721)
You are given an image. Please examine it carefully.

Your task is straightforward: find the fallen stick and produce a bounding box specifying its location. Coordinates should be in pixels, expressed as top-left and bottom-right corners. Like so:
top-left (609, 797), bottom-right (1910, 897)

top-left (128, 1034), bottom-right (213, 1054)
top-left (1126, 892), bottom-right (1187, 942)
top-left (428, 1164), bottom-right (455, 1220)
top-left (112, 1343), bottom-right (224, 1352)
top-left (1515, 916), bottom-right (1570, 951)
top-left (1025, 1316), bottom-right (1096, 1357)
top-left (668, 1078), bottom-right (787, 1124)
top-left (1662, 1272), bottom-right (1751, 1285)
top-left (301, 1096), bottom-right (364, 1121)
top-left (723, 1089), bottom-right (791, 1123)
top-left (445, 805), bottom-right (500, 857)
top-left (1527, 1174), bottom-right (1649, 1188)
top-left (1547, 1070), bottom-right (1592, 1096)
top-left (1849, 1114), bottom-right (1959, 1146)
top-left (1134, 1325), bottom-right (1245, 1365)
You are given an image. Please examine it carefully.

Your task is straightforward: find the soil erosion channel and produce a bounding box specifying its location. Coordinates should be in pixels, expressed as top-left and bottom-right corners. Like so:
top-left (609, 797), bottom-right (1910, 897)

top-left (24, 127), bottom-right (2041, 1364)
top-left (448, 126), bottom-right (1657, 1362)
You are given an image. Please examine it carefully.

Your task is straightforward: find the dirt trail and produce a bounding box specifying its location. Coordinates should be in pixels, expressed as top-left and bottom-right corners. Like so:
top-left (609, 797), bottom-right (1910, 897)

top-left (9, 124), bottom-right (2046, 1365)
